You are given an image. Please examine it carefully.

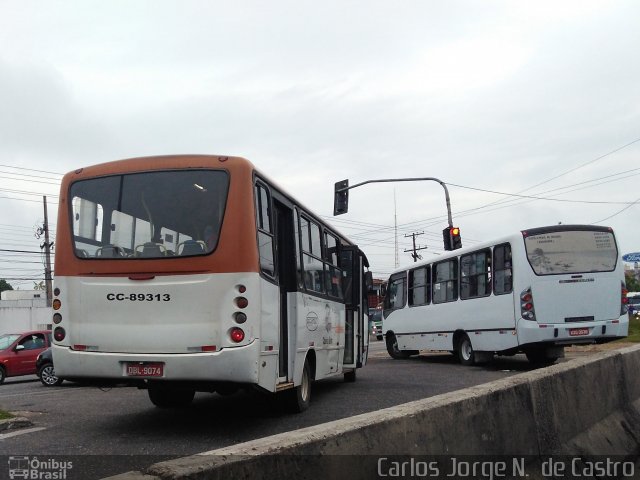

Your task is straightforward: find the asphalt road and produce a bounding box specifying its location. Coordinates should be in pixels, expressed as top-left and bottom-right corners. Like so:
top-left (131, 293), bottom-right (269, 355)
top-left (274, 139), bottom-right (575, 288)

top-left (0, 340), bottom-right (584, 479)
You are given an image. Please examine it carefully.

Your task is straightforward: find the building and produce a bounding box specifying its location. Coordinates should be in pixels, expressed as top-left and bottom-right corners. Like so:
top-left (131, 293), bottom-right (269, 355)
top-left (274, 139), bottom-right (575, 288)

top-left (0, 290), bottom-right (52, 334)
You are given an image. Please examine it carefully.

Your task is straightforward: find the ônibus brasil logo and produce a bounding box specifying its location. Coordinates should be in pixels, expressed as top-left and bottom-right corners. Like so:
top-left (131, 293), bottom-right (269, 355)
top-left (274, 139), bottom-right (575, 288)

top-left (8, 456), bottom-right (73, 480)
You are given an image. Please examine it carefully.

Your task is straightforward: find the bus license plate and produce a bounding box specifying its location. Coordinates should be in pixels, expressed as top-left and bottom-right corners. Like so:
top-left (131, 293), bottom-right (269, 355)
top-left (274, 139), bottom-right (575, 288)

top-left (569, 328), bottom-right (589, 337)
top-left (125, 363), bottom-right (164, 377)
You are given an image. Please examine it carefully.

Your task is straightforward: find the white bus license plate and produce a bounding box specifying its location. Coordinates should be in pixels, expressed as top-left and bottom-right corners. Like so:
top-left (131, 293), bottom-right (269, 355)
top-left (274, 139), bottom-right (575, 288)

top-left (569, 328), bottom-right (589, 337)
top-left (125, 363), bottom-right (164, 377)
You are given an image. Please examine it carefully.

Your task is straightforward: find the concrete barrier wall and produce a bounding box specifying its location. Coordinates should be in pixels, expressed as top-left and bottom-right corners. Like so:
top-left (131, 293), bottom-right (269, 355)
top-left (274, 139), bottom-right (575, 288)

top-left (108, 345), bottom-right (640, 480)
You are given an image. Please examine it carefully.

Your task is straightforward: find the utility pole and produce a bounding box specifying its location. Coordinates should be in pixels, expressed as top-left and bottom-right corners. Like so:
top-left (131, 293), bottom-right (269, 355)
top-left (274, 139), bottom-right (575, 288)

top-left (404, 231), bottom-right (428, 262)
top-left (42, 196), bottom-right (54, 307)
top-left (394, 190), bottom-right (399, 268)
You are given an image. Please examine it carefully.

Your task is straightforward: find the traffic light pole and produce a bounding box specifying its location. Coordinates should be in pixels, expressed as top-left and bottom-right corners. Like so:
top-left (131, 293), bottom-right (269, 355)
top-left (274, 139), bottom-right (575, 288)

top-left (334, 177), bottom-right (453, 228)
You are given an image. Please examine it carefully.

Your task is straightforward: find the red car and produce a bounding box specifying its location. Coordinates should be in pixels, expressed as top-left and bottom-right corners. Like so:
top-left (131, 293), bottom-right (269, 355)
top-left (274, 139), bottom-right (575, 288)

top-left (0, 330), bottom-right (52, 384)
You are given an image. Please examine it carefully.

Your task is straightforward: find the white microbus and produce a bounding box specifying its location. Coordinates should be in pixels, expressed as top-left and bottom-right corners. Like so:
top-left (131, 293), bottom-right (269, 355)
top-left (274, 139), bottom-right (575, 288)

top-left (52, 155), bottom-right (371, 410)
top-left (382, 225), bottom-right (629, 365)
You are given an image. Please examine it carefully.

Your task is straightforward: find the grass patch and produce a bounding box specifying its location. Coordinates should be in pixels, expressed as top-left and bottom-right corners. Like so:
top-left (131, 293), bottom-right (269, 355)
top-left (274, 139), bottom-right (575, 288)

top-left (625, 314), bottom-right (640, 342)
top-left (0, 410), bottom-right (14, 420)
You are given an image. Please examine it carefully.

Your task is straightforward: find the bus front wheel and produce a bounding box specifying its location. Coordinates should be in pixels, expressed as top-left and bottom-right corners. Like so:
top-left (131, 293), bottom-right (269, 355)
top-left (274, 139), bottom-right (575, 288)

top-left (457, 334), bottom-right (476, 366)
top-left (148, 387), bottom-right (195, 408)
top-left (385, 333), bottom-right (417, 359)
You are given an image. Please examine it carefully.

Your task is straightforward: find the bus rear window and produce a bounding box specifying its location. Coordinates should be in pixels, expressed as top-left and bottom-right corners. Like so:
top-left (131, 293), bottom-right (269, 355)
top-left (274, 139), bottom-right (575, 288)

top-left (523, 228), bottom-right (618, 275)
top-left (69, 170), bottom-right (229, 259)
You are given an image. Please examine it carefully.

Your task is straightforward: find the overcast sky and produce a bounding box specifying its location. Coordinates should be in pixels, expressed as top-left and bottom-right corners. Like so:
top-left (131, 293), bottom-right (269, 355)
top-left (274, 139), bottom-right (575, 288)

top-left (1, 1), bottom-right (639, 287)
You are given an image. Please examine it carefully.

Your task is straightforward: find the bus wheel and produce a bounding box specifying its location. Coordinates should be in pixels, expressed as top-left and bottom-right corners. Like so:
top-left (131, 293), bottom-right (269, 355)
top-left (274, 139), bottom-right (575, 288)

top-left (285, 359), bottom-right (311, 413)
top-left (525, 349), bottom-right (557, 367)
top-left (148, 388), bottom-right (195, 408)
top-left (385, 333), bottom-right (416, 359)
top-left (458, 334), bottom-right (476, 366)
top-left (344, 369), bottom-right (356, 383)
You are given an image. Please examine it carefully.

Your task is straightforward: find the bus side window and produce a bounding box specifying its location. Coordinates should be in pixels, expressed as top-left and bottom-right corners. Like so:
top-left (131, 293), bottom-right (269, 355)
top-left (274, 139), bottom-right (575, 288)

top-left (255, 184), bottom-right (275, 277)
top-left (433, 259), bottom-right (458, 304)
top-left (493, 243), bottom-right (513, 295)
top-left (460, 249), bottom-right (492, 300)
top-left (408, 266), bottom-right (430, 306)
top-left (384, 272), bottom-right (407, 317)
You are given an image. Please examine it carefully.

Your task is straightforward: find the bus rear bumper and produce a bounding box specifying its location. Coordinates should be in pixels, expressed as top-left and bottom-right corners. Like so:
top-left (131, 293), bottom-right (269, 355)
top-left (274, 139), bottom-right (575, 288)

top-left (517, 317), bottom-right (629, 346)
top-left (52, 341), bottom-right (260, 385)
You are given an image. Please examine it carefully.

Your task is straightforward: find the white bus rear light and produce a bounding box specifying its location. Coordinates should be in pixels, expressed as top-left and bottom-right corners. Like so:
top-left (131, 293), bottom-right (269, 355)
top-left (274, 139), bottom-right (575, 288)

top-left (72, 344), bottom-right (99, 351)
top-left (53, 299), bottom-right (62, 311)
top-left (234, 312), bottom-right (247, 324)
top-left (235, 297), bottom-right (249, 309)
top-left (53, 313), bottom-right (62, 324)
top-left (237, 285), bottom-right (247, 294)
top-left (54, 327), bottom-right (66, 342)
top-left (230, 327), bottom-right (245, 343)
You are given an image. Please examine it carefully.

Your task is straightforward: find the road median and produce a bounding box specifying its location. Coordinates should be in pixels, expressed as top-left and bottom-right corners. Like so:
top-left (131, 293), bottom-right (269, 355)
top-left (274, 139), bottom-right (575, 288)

top-left (106, 344), bottom-right (640, 480)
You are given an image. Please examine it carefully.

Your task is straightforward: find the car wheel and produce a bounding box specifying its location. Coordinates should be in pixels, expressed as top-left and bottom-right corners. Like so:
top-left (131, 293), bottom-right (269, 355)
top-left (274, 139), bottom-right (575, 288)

top-left (0, 366), bottom-right (5, 384)
top-left (457, 334), bottom-right (476, 366)
top-left (38, 363), bottom-right (63, 386)
top-left (148, 388), bottom-right (195, 408)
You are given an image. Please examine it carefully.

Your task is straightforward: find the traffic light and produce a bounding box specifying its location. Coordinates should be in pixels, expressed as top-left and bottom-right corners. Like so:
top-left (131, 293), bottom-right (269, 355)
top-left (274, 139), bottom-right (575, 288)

top-left (451, 226), bottom-right (462, 250)
top-left (333, 179), bottom-right (349, 216)
top-left (442, 226), bottom-right (462, 251)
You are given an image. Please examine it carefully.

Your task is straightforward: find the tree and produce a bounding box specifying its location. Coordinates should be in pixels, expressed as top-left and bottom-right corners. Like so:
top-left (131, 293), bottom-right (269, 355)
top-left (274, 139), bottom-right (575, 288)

top-left (626, 272), bottom-right (640, 292)
top-left (0, 279), bottom-right (14, 294)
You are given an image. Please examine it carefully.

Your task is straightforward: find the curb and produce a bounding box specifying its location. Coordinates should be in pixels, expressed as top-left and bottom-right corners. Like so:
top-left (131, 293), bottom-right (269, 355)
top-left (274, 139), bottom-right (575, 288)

top-left (0, 416), bottom-right (34, 432)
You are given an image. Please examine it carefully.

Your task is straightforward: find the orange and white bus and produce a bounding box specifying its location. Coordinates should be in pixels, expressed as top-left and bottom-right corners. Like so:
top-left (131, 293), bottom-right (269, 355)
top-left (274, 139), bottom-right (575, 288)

top-left (52, 155), bottom-right (371, 410)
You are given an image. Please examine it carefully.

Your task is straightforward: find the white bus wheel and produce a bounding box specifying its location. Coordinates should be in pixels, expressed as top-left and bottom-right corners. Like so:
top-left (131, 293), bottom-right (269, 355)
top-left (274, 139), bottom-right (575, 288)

top-left (458, 334), bottom-right (476, 366)
top-left (148, 388), bottom-right (195, 408)
top-left (285, 359), bottom-right (311, 413)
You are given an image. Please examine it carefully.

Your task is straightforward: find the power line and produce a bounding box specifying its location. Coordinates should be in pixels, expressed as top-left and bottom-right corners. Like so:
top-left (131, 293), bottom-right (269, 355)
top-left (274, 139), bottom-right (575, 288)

top-left (0, 164), bottom-right (64, 176)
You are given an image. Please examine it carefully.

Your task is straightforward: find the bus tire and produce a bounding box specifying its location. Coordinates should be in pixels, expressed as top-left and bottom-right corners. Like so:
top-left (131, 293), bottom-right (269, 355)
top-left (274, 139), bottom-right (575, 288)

top-left (457, 334), bottom-right (476, 366)
top-left (386, 333), bottom-right (417, 359)
top-left (148, 387), bottom-right (195, 408)
top-left (344, 369), bottom-right (356, 383)
top-left (525, 349), bottom-right (558, 367)
top-left (285, 359), bottom-right (311, 413)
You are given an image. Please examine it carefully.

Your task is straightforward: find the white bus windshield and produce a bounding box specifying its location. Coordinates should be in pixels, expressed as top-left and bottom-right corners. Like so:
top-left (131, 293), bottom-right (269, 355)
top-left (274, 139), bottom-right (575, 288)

top-left (523, 228), bottom-right (618, 275)
top-left (69, 170), bottom-right (229, 259)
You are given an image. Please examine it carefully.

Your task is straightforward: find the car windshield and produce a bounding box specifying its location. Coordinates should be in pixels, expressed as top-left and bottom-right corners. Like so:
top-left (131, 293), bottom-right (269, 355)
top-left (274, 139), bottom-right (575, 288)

top-left (0, 334), bottom-right (20, 350)
top-left (629, 297), bottom-right (640, 306)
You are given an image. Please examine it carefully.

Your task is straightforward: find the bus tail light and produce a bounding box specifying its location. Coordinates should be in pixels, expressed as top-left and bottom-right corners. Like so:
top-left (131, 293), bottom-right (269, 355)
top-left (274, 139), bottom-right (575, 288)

top-left (230, 327), bottom-right (245, 343)
top-left (520, 287), bottom-right (536, 321)
top-left (54, 327), bottom-right (66, 342)
top-left (235, 297), bottom-right (248, 309)
top-left (234, 312), bottom-right (247, 324)
top-left (621, 282), bottom-right (629, 315)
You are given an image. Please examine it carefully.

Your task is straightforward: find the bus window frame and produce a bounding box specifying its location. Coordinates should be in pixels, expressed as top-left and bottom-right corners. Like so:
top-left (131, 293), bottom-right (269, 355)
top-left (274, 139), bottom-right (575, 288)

top-left (254, 181), bottom-right (276, 280)
top-left (493, 242), bottom-right (513, 296)
top-left (459, 248), bottom-right (492, 301)
top-left (408, 265), bottom-right (431, 307)
top-left (384, 271), bottom-right (407, 317)
top-left (432, 258), bottom-right (458, 304)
